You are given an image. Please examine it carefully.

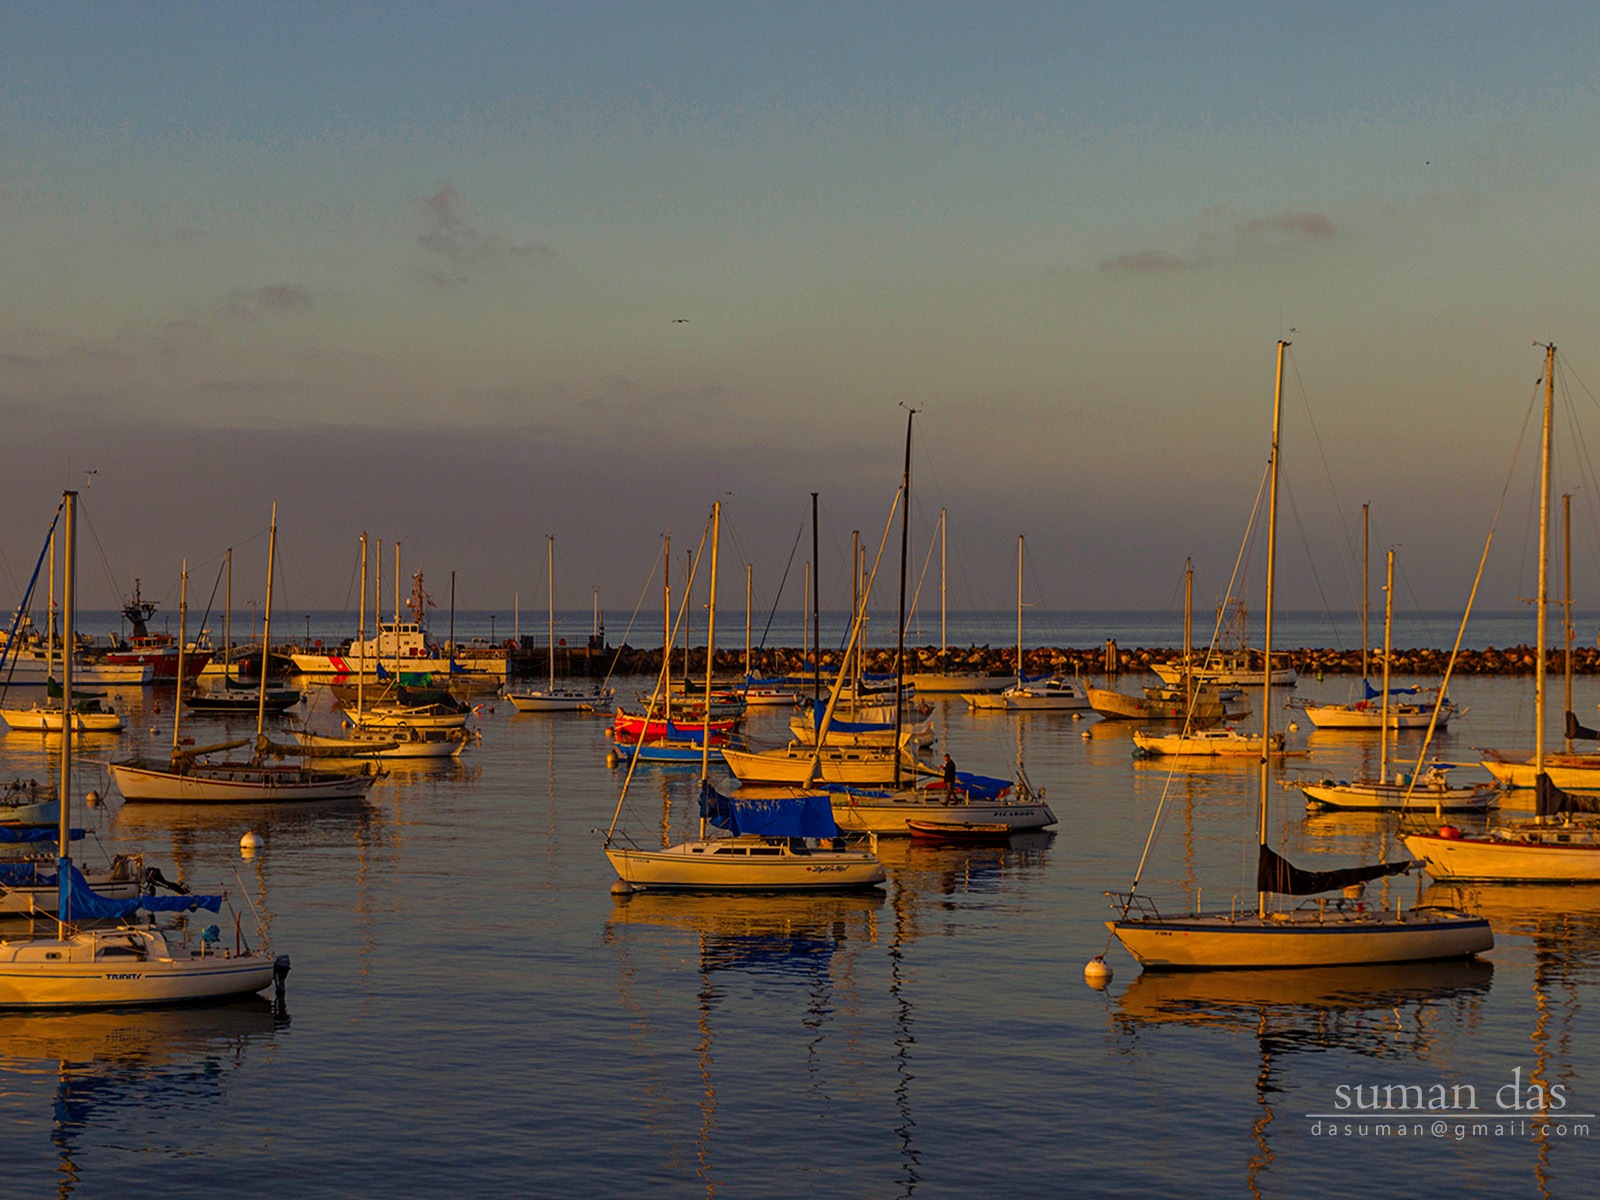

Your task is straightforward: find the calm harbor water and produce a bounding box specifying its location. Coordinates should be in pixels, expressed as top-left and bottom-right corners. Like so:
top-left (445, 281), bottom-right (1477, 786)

top-left (1, 654), bottom-right (1598, 1196)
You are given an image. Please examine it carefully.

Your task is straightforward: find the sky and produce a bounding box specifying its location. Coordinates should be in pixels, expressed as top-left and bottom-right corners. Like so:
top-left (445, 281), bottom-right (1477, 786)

top-left (4, 2), bottom-right (1600, 630)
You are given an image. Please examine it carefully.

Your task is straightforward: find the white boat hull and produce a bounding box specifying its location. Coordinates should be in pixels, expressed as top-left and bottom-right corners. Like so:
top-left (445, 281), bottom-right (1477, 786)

top-left (605, 838), bottom-right (886, 890)
top-left (1108, 907), bottom-right (1492, 969)
top-left (0, 707), bottom-right (124, 732)
top-left (108, 759), bottom-right (377, 803)
top-left (720, 745), bottom-right (932, 786)
top-left (1480, 753), bottom-right (1600, 790)
top-left (1132, 730), bottom-right (1281, 757)
top-left (503, 687), bottom-right (613, 712)
top-left (0, 927), bottom-right (283, 1007)
top-left (1302, 779), bottom-right (1497, 812)
top-left (1406, 829), bottom-right (1600, 882)
top-left (906, 671), bottom-right (1008, 694)
top-left (1301, 704), bottom-right (1450, 730)
top-left (966, 678), bottom-right (1090, 711)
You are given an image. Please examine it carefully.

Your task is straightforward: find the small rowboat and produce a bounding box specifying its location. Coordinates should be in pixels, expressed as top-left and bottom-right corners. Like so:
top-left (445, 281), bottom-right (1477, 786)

top-left (906, 819), bottom-right (1015, 842)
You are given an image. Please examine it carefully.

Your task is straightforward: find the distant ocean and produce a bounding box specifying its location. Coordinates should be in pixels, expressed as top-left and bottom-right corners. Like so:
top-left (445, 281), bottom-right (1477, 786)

top-left (70, 607), bottom-right (1598, 654)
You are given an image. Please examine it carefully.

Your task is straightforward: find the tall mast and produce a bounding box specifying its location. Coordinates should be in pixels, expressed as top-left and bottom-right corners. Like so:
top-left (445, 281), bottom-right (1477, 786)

top-left (662, 534), bottom-right (671, 721)
top-left (358, 533), bottom-right (367, 715)
top-left (811, 492), bottom-right (820, 706)
top-left (57, 490), bottom-right (76, 902)
top-left (1258, 341), bottom-right (1287, 919)
top-left (223, 548), bottom-right (232, 676)
top-left (744, 564), bottom-right (753, 684)
top-left (547, 535), bottom-right (556, 692)
top-left (1535, 342), bottom-right (1555, 777)
top-left (940, 507), bottom-right (948, 670)
top-left (1014, 534), bottom-right (1024, 686)
top-left (1183, 559), bottom-right (1193, 710)
top-left (254, 503), bottom-right (278, 752)
top-left (172, 565), bottom-right (188, 761)
top-left (1379, 549), bottom-right (1394, 785)
top-left (1563, 491), bottom-right (1574, 751)
top-left (1361, 503), bottom-right (1370, 680)
top-left (698, 501), bottom-right (721, 832)
top-left (46, 529), bottom-right (55, 679)
top-left (892, 407), bottom-right (915, 787)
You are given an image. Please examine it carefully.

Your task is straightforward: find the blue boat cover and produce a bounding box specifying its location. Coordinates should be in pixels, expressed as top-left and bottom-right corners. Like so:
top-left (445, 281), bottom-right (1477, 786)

top-left (700, 783), bottom-right (839, 838)
top-left (0, 826), bottom-right (83, 844)
top-left (0, 862), bottom-right (51, 886)
top-left (1362, 678), bottom-right (1421, 700)
top-left (58, 862), bottom-right (224, 920)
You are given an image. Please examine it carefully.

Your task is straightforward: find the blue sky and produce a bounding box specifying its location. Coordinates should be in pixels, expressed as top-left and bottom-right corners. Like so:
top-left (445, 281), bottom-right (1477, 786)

top-left (4, 2), bottom-right (1599, 627)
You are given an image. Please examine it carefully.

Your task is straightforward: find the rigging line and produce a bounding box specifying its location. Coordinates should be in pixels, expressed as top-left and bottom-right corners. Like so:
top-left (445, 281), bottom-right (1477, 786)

top-left (605, 512), bottom-right (713, 842)
top-left (1286, 351), bottom-right (1362, 617)
top-left (1281, 476), bottom-right (1347, 650)
top-left (757, 520), bottom-right (806, 652)
top-left (598, 538), bottom-right (666, 692)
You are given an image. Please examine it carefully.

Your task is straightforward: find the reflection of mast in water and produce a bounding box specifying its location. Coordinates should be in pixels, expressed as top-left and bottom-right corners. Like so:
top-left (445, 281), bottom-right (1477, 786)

top-left (1113, 960), bottom-right (1493, 1196)
top-left (1426, 882), bottom-right (1600, 1200)
top-left (604, 891), bottom-right (883, 1194)
top-left (886, 870), bottom-right (919, 1195)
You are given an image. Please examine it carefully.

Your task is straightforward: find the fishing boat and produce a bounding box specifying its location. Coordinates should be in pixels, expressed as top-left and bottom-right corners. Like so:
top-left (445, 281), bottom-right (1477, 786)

top-left (108, 508), bottom-right (381, 804)
top-left (103, 580), bottom-right (213, 683)
top-left (1106, 342), bottom-right (1492, 969)
top-left (502, 536), bottom-right (615, 712)
top-left (1408, 343), bottom-right (1600, 878)
top-left (602, 502), bottom-right (885, 891)
top-left (0, 490), bottom-right (289, 1008)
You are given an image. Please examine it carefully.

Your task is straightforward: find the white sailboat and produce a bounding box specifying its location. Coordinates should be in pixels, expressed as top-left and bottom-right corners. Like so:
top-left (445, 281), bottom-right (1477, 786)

top-left (503, 536), bottom-right (615, 712)
top-left (964, 536), bottom-right (1088, 711)
top-left (0, 490), bottom-right (289, 1008)
top-left (1299, 549), bottom-right (1496, 812)
top-left (108, 508), bottom-right (381, 803)
top-left (1107, 341), bottom-right (1492, 969)
top-left (603, 502), bottom-right (886, 891)
top-left (1408, 342), bottom-right (1600, 878)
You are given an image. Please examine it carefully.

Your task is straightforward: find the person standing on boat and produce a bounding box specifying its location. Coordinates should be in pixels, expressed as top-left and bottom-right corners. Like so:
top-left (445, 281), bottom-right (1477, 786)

top-left (943, 754), bottom-right (957, 789)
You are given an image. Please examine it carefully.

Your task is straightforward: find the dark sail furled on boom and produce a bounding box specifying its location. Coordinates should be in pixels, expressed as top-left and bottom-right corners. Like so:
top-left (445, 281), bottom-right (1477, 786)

top-left (1256, 845), bottom-right (1413, 896)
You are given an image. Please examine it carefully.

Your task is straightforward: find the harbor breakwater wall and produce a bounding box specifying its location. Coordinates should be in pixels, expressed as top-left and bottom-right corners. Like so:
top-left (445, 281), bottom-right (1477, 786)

top-left (585, 643), bottom-right (1600, 678)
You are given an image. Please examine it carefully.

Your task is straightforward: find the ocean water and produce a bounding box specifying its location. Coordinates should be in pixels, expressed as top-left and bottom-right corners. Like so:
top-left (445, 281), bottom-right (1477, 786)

top-left (0, 662), bottom-right (1597, 1197)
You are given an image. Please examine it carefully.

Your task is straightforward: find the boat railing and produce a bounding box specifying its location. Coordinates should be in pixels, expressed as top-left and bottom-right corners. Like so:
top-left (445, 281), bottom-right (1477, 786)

top-left (1104, 891), bottom-right (1163, 920)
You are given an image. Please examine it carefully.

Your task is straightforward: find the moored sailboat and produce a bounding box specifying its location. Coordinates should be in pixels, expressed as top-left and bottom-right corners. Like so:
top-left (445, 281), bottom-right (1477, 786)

top-left (1106, 342), bottom-right (1492, 969)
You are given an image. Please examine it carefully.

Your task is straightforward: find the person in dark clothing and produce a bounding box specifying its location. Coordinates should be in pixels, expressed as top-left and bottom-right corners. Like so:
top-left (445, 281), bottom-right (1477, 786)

top-left (943, 754), bottom-right (957, 789)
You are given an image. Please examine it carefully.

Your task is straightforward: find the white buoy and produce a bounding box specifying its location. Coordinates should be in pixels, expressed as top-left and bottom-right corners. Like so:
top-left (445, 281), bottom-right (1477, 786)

top-left (610, 878), bottom-right (635, 895)
top-left (1081, 729), bottom-right (1091, 740)
top-left (1288, 720), bottom-right (1300, 732)
top-left (605, 750), bottom-right (619, 768)
top-left (240, 831), bottom-right (265, 853)
top-left (150, 726), bottom-right (160, 736)
top-left (85, 790), bottom-right (101, 808)
top-left (1084, 956), bottom-right (1113, 988)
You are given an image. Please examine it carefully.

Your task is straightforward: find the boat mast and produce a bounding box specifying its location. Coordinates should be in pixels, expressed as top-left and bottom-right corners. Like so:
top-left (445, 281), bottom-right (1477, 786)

top-left (811, 492), bottom-right (820, 706)
top-left (892, 406), bottom-right (915, 788)
top-left (46, 528), bottom-right (54, 679)
top-left (662, 534), bottom-right (671, 722)
top-left (1379, 549), bottom-right (1394, 784)
top-left (358, 533), bottom-right (367, 716)
top-left (940, 507), bottom-right (948, 672)
top-left (547, 535), bottom-right (556, 692)
top-left (1258, 341), bottom-right (1287, 919)
top-left (1563, 491), bottom-right (1574, 750)
top-left (1014, 534), bottom-right (1024, 686)
top-left (1183, 560), bottom-right (1193, 711)
top-left (224, 547), bottom-right (232, 678)
top-left (1361, 503), bottom-right (1370, 681)
top-left (1535, 342), bottom-right (1555, 779)
top-left (254, 503), bottom-right (278, 754)
top-left (56, 489), bottom-right (75, 924)
top-left (744, 563), bottom-right (753, 684)
top-left (172, 565), bottom-right (188, 762)
top-left (698, 501), bottom-right (721, 834)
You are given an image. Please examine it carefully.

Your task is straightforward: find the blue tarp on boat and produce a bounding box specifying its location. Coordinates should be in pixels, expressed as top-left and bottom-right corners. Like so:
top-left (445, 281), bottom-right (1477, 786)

top-left (58, 862), bottom-right (224, 920)
top-left (0, 826), bottom-right (83, 844)
top-left (700, 783), bottom-right (839, 839)
top-left (805, 699), bottom-right (894, 734)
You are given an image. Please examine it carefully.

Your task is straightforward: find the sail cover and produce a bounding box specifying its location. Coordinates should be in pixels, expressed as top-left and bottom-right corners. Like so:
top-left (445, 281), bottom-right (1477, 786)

top-left (1256, 845), bottom-right (1412, 896)
top-left (1565, 711), bottom-right (1600, 743)
top-left (804, 699), bottom-right (893, 734)
top-left (700, 783), bottom-right (839, 838)
top-left (1536, 773), bottom-right (1600, 818)
top-left (59, 863), bottom-right (224, 920)
top-left (0, 826), bottom-right (82, 844)
top-left (1362, 678), bottom-right (1420, 700)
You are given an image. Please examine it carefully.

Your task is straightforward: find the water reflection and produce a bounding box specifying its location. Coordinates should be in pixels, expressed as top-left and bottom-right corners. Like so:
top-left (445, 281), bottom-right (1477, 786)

top-left (605, 891), bottom-right (886, 1197)
top-left (1113, 961), bottom-right (1494, 1198)
top-left (0, 998), bottom-right (286, 1198)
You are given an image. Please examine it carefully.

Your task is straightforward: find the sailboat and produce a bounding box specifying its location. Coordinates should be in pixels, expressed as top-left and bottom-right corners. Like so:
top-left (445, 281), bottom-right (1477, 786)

top-left (1298, 549), bottom-right (1496, 811)
top-left (904, 509), bottom-right (1007, 695)
top-left (602, 503), bottom-right (886, 891)
top-left (964, 536), bottom-right (1088, 711)
top-left (1407, 342), bottom-right (1600, 878)
top-left (1295, 512), bottom-right (1458, 730)
top-left (107, 508), bottom-right (381, 803)
top-left (503, 536), bottom-right (615, 712)
top-left (0, 490), bottom-right (289, 1007)
top-left (1106, 341), bottom-right (1492, 969)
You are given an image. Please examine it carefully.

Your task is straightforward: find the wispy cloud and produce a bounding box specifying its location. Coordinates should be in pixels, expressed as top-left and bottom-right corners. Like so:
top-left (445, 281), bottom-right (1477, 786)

top-left (417, 185), bottom-right (552, 289)
top-left (1099, 205), bottom-right (1337, 273)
